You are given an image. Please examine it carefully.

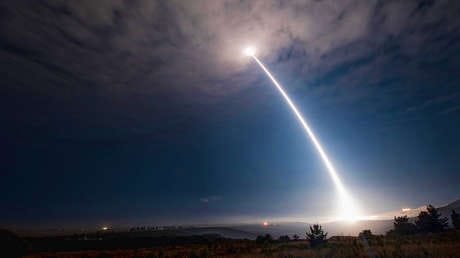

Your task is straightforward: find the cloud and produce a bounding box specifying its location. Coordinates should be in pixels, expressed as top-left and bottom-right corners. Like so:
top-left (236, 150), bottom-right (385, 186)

top-left (1, 0), bottom-right (460, 108)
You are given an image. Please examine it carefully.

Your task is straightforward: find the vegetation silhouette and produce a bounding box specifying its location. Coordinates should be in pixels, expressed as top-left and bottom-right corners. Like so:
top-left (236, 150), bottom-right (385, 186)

top-left (358, 229), bottom-right (373, 239)
top-left (278, 235), bottom-right (290, 242)
top-left (306, 224), bottom-right (327, 247)
top-left (392, 215), bottom-right (417, 235)
top-left (415, 204), bottom-right (448, 233)
top-left (389, 204), bottom-right (451, 235)
top-left (255, 234), bottom-right (273, 244)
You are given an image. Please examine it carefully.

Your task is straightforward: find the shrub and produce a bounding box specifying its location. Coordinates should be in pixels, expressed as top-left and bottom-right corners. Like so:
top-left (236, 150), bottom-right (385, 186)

top-left (393, 215), bottom-right (417, 235)
top-left (306, 224), bottom-right (327, 247)
top-left (359, 229), bottom-right (373, 239)
top-left (256, 234), bottom-right (273, 244)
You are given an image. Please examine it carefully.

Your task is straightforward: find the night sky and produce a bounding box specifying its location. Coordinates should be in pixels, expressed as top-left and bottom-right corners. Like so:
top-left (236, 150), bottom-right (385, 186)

top-left (1, 0), bottom-right (460, 230)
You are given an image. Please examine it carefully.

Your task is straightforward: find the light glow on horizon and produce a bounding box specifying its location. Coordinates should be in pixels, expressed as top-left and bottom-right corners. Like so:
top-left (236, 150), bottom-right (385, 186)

top-left (245, 47), bottom-right (362, 221)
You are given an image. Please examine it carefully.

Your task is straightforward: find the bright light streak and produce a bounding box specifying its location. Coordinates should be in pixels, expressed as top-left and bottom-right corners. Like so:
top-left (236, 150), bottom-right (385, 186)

top-left (402, 208), bottom-right (411, 212)
top-left (246, 49), bottom-right (361, 221)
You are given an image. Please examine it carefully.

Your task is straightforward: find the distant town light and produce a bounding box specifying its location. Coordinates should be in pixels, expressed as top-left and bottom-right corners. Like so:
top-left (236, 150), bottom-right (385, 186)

top-left (263, 221), bottom-right (269, 227)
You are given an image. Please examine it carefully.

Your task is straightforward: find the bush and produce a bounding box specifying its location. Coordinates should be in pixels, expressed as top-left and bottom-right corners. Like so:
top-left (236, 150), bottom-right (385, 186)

top-left (255, 234), bottom-right (273, 244)
top-left (393, 215), bottom-right (417, 235)
top-left (306, 224), bottom-right (327, 247)
top-left (358, 229), bottom-right (373, 239)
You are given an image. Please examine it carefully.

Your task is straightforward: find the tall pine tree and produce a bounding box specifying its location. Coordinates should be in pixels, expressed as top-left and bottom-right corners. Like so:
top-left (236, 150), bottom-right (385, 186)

top-left (415, 204), bottom-right (448, 232)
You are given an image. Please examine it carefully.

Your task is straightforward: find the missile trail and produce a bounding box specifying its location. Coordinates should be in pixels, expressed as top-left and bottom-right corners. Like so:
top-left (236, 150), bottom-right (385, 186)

top-left (250, 54), bottom-right (359, 220)
top-left (252, 56), bottom-right (344, 193)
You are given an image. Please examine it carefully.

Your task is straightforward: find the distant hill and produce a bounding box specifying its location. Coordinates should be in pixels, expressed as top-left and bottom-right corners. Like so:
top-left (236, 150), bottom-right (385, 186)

top-left (99, 227), bottom-right (256, 240)
top-left (166, 227), bottom-right (256, 239)
top-left (438, 199), bottom-right (460, 225)
top-left (438, 199), bottom-right (460, 215)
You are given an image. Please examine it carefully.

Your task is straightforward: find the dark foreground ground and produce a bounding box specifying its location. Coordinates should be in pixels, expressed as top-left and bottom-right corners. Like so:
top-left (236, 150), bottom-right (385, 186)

top-left (16, 230), bottom-right (460, 258)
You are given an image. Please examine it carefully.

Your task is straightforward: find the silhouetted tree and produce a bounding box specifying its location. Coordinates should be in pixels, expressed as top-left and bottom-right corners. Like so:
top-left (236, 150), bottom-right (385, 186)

top-left (415, 204), bottom-right (448, 232)
top-left (293, 234), bottom-right (300, 241)
top-left (393, 215), bottom-right (417, 235)
top-left (306, 224), bottom-right (327, 247)
top-left (359, 229), bottom-right (373, 239)
top-left (451, 210), bottom-right (460, 229)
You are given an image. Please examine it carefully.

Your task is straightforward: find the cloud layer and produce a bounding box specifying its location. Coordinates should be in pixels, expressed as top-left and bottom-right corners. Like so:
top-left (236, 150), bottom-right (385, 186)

top-left (2, 0), bottom-right (459, 100)
top-left (1, 0), bottom-right (460, 135)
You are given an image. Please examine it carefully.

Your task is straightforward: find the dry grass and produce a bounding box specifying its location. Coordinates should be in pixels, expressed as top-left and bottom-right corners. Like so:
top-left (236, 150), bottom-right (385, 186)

top-left (24, 230), bottom-right (460, 258)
